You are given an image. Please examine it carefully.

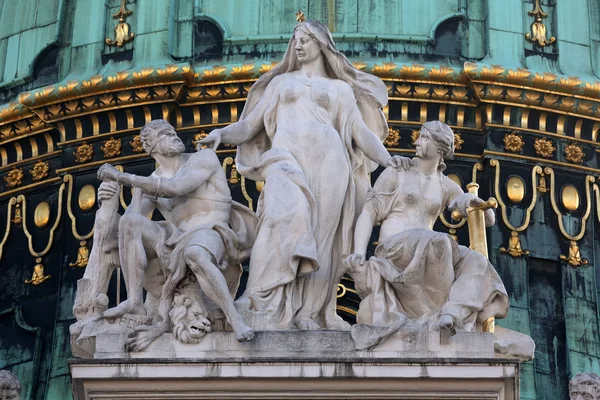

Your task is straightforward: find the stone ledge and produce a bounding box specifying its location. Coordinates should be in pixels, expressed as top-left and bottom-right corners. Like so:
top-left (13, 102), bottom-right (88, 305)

top-left (70, 360), bottom-right (518, 400)
top-left (93, 330), bottom-right (497, 360)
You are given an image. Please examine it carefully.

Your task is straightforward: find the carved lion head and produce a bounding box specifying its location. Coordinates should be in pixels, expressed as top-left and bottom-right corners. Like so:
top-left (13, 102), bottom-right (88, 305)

top-left (169, 290), bottom-right (211, 344)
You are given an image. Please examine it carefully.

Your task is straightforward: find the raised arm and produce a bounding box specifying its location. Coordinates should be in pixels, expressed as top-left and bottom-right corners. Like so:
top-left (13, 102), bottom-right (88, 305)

top-left (200, 76), bottom-right (281, 149)
top-left (337, 82), bottom-right (411, 169)
top-left (98, 151), bottom-right (219, 198)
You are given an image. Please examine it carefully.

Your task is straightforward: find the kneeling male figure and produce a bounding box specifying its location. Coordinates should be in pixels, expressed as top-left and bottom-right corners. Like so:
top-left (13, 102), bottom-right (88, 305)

top-left (99, 119), bottom-right (254, 350)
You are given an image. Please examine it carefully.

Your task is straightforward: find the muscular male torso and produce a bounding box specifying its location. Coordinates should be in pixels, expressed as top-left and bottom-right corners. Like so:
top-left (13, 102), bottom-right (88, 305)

top-left (148, 151), bottom-right (232, 232)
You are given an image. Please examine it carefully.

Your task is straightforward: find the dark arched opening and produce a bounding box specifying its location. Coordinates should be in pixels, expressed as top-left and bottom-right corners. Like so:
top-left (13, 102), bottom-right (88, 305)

top-left (434, 18), bottom-right (463, 57)
top-left (193, 20), bottom-right (223, 60)
top-left (32, 45), bottom-right (60, 88)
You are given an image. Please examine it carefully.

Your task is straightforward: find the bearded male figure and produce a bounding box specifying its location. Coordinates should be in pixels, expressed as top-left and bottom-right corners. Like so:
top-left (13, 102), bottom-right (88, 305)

top-left (98, 119), bottom-right (255, 350)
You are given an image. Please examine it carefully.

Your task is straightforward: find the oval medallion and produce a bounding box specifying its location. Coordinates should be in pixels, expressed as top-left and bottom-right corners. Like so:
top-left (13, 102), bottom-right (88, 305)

top-left (34, 201), bottom-right (51, 228)
top-left (506, 176), bottom-right (525, 204)
top-left (78, 184), bottom-right (96, 211)
top-left (561, 184), bottom-right (580, 212)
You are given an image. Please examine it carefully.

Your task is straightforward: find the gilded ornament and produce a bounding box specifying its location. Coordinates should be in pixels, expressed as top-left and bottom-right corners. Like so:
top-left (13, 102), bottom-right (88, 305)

top-left (451, 87), bottom-right (468, 100)
top-left (371, 63), bottom-right (397, 78)
top-left (480, 65), bottom-right (506, 79)
top-left (34, 201), bottom-right (51, 228)
top-left (487, 86), bottom-right (504, 99)
top-left (428, 66), bottom-right (455, 80)
top-left (105, 0), bottom-right (135, 47)
top-left (561, 184), bottom-right (580, 212)
top-left (12, 203), bottom-right (22, 225)
top-left (506, 88), bottom-right (523, 101)
top-left (503, 132), bottom-right (525, 153)
top-left (453, 133), bottom-right (464, 151)
top-left (448, 228), bottom-right (458, 242)
top-left (58, 81), bottom-right (79, 95)
top-left (25, 258), bottom-right (51, 285)
top-left (384, 128), bottom-right (400, 147)
top-left (30, 161), bottom-right (49, 181)
top-left (413, 85), bottom-right (430, 97)
top-left (201, 66), bottom-right (227, 81)
top-left (259, 62), bottom-right (278, 75)
top-left (231, 64), bottom-right (255, 79)
top-left (506, 176), bottom-right (526, 204)
top-left (223, 157), bottom-right (239, 184)
top-left (523, 91), bottom-right (541, 104)
top-left (564, 143), bottom-right (585, 164)
top-left (336, 283), bottom-right (347, 298)
top-left (506, 68), bottom-right (531, 82)
top-left (132, 67), bottom-right (154, 80)
top-left (255, 181), bottom-right (265, 192)
top-left (499, 231), bottom-right (530, 257)
top-left (450, 209), bottom-right (463, 221)
top-left (525, 0), bottom-right (556, 47)
top-left (101, 138), bottom-right (122, 158)
top-left (537, 172), bottom-right (548, 193)
top-left (560, 97), bottom-right (576, 111)
top-left (156, 65), bottom-right (178, 76)
top-left (352, 62), bottom-right (367, 71)
top-left (130, 135), bottom-right (144, 152)
top-left (74, 143), bottom-right (94, 163)
top-left (482, 316), bottom-right (495, 333)
top-left (560, 241), bottom-right (588, 268)
top-left (533, 138), bottom-right (555, 158)
top-left (411, 129), bottom-right (420, 145)
top-left (4, 167), bottom-right (23, 188)
top-left (295, 10), bottom-right (306, 23)
top-left (398, 64), bottom-right (426, 80)
top-left (78, 185), bottom-right (97, 211)
top-left (69, 240), bottom-right (90, 268)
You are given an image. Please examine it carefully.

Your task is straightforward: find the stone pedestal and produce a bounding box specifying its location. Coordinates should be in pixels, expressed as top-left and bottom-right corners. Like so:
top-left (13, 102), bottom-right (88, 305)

top-left (70, 331), bottom-right (521, 399)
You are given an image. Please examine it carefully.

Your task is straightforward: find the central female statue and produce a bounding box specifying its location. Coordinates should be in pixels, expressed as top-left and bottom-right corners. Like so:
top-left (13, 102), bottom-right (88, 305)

top-left (201, 20), bottom-right (408, 330)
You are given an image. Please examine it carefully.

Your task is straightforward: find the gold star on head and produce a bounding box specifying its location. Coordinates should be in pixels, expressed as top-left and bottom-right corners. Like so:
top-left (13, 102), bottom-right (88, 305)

top-left (295, 10), bottom-right (306, 23)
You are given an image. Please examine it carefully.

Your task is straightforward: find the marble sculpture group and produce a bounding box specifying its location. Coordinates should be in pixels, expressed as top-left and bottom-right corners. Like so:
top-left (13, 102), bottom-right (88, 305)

top-left (70, 19), bottom-right (527, 355)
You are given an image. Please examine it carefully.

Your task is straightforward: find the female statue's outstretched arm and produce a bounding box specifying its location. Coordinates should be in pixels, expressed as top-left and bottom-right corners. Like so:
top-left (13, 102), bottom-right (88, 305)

top-left (200, 77), bottom-right (279, 148)
top-left (337, 82), bottom-right (410, 169)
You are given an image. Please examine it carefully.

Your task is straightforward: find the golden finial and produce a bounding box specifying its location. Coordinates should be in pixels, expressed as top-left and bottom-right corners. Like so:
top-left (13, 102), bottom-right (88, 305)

top-left (295, 10), bottom-right (306, 23)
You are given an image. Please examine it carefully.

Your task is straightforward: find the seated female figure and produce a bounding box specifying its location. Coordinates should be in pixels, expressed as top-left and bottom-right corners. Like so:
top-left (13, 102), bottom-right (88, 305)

top-left (347, 121), bottom-right (509, 344)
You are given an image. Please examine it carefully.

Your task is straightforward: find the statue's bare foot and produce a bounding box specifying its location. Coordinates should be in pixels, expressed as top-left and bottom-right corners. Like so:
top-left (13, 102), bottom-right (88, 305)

top-left (103, 300), bottom-right (146, 319)
top-left (437, 314), bottom-right (456, 336)
top-left (295, 317), bottom-right (321, 330)
top-left (325, 314), bottom-right (351, 331)
top-left (233, 323), bottom-right (255, 342)
top-left (125, 325), bottom-right (163, 352)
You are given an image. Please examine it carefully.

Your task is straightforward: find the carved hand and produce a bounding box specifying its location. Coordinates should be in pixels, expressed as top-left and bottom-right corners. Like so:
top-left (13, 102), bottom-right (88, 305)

top-left (198, 130), bottom-right (222, 150)
top-left (97, 163), bottom-right (121, 182)
top-left (386, 155), bottom-right (412, 171)
top-left (97, 181), bottom-right (119, 203)
top-left (449, 193), bottom-right (476, 218)
top-left (344, 253), bottom-right (365, 273)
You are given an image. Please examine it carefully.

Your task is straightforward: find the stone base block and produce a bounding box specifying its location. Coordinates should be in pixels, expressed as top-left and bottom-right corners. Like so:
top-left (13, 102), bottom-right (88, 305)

top-left (71, 331), bottom-right (520, 399)
top-left (71, 359), bottom-right (519, 399)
